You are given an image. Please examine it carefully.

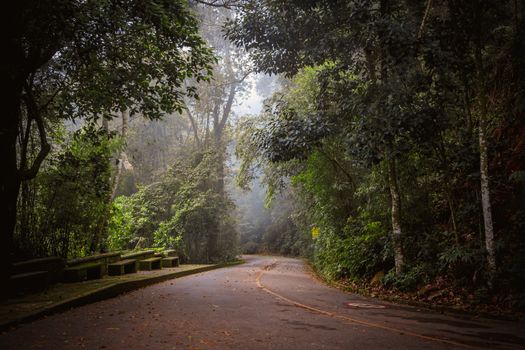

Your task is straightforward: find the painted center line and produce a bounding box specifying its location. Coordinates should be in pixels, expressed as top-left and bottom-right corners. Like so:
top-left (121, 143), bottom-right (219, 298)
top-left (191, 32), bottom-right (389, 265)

top-left (255, 260), bottom-right (478, 350)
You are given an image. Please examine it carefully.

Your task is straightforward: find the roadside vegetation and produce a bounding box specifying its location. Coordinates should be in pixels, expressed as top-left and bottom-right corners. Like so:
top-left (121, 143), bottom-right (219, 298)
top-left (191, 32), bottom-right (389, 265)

top-left (6, 1), bottom-right (242, 274)
top-left (5, 0), bottom-right (525, 315)
top-left (230, 0), bottom-right (525, 314)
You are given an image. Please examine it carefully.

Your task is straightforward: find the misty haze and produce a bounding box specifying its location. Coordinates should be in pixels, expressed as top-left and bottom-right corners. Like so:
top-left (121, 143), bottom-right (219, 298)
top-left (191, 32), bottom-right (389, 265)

top-left (1, 1), bottom-right (524, 349)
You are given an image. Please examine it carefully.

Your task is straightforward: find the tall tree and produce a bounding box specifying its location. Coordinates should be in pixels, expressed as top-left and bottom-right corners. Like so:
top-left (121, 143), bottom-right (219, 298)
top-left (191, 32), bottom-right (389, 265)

top-left (443, 0), bottom-right (525, 279)
top-left (183, 3), bottom-right (252, 257)
top-left (226, 0), bottom-right (436, 274)
top-left (229, 0), bottom-right (525, 286)
top-left (1, 0), bottom-right (214, 295)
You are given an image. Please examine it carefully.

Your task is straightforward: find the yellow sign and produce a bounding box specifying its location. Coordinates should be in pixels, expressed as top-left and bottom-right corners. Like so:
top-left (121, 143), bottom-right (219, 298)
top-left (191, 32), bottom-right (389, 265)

top-left (311, 226), bottom-right (320, 239)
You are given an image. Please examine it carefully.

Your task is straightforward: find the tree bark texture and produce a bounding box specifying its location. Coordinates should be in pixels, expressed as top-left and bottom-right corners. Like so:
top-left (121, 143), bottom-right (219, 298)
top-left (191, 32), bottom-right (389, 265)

top-left (479, 113), bottom-right (496, 276)
top-left (388, 158), bottom-right (405, 275)
top-left (472, 1), bottom-right (497, 278)
top-left (110, 109), bottom-right (129, 201)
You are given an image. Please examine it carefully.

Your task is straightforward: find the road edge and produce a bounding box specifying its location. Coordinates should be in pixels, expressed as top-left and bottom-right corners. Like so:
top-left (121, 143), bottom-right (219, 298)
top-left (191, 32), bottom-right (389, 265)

top-left (301, 258), bottom-right (523, 322)
top-left (0, 260), bottom-right (245, 332)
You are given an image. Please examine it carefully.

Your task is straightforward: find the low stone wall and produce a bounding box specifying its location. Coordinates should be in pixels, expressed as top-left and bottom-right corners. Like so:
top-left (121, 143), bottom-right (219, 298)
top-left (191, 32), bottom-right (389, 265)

top-left (67, 252), bottom-right (122, 276)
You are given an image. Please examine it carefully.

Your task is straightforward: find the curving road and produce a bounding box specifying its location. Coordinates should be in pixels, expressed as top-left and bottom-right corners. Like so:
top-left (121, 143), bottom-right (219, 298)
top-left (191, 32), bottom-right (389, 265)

top-left (0, 255), bottom-right (524, 349)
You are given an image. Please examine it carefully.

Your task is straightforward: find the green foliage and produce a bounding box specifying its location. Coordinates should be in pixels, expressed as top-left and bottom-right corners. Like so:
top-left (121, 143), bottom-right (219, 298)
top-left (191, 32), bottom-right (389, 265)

top-left (16, 123), bottom-right (119, 258)
top-left (107, 196), bottom-right (135, 251)
top-left (241, 241), bottom-right (259, 254)
top-left (313, 215), bottom-right (390, 282)
top-left (291, 149), bottom-right (356, 231)
top-left (153, 218), bottom-right (183, 251)
top-left (439, 245), bottom-right (478, 270)
top-left (382, 264), bottom-right (432, 292)
top-left (20, 0), bottom-right (215, 122)
top-left (10, 0), bottom-right (525, 314)
top-left (231, 0), bottom-right (525, 308)
top-left (105, 148), bottom-right (238, 263)
top-left (262, 204), bottom-right (309, 256)
top-left (5, 0), bottom-right (216, 268)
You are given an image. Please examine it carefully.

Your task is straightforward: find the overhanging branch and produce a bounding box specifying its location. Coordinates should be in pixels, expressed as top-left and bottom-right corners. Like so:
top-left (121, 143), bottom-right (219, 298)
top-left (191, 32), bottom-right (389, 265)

top-left (18, 86), bottom-right (51, 181)
top-left (418, 0), bottom-right (433, 39)
top-left (192, 0), bottom-right (243, 9)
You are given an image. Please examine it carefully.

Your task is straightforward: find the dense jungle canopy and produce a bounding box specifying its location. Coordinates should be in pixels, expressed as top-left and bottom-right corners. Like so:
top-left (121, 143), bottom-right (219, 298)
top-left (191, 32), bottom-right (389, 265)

top-left (2, 0), bottom-right (525, 311)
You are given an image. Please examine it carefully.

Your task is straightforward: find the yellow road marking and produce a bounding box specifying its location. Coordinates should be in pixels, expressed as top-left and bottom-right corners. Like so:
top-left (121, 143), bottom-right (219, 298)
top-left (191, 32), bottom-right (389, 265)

top-left (256, 261), bottom-right (479, 350)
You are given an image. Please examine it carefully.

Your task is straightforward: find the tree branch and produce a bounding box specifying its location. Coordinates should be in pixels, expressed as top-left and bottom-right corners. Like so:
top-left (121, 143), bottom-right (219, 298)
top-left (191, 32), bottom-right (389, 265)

top-left (192, 0), bottom-right (243, 9)
top-left (18, 86), bottom-right (51, 181)
top-left (184, 103), bottom-right (202, 147)
top-left (38, 87), bottom-right (62, 113)
top-left (418, 0), bottom-right (433, 39)
top-left (19, 112), bottom-right (34, 174)
top-left (209, 69), bottom-right (254, 88)
top-left (219, 82), bottom-right (236, 133)
top-left (317, 148), bottom-right (356, 189)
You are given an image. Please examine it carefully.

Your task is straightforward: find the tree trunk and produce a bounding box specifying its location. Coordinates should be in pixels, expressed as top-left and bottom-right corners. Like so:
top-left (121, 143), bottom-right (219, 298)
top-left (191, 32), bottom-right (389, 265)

top-left (446, 190), bottom-right (459, 245)
top-left (185, 107), bottom-right (201, 148)
top-left (206, 75), bottom-right (237, 261)
top-left (388, 158), bottom-right (404, 275)
top-left (110, 109), bottom-right (129, 201)
top-left (436, 135), bottom-right (460, 244)
top-left (19, 180), bottom-right (30, 250)
top-left (0, 88), bottom-right (23, 299)
top-left (472, 2), bottom-right (497, 279)
top-left (92, 109), bottom-right (129, 252)
top-left (479, 112), bottom-right (496, 277)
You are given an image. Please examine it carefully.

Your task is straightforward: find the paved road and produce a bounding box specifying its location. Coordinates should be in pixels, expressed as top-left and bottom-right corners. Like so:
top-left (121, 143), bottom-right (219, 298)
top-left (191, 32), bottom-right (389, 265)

top-left (0, 255), bottom-right (524, 349)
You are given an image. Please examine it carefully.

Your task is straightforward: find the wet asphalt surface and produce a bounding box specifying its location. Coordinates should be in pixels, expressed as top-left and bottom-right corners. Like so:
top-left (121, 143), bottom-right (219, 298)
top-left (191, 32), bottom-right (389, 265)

top-left (0, 255), bottom-right (524, 350)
